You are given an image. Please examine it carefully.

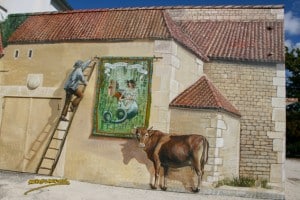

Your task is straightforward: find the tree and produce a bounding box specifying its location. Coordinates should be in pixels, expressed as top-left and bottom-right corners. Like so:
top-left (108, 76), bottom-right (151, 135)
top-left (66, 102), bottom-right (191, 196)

top-left (285, 47), bottom-right (300, 157)
top-left (286, 47), bottom-right (300, 98)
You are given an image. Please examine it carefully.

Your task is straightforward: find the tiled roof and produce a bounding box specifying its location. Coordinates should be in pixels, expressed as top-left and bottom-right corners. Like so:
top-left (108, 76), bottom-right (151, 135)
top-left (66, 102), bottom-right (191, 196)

top-left (170, 75), bottom-right (241, 116)
top-left (163, 12), bottom-right (209, 61)
top-left (179, 21), bottom-right (284, 62)
top-left (8, 9), bottom-right (171, 43)
top-left (7, 6), bottom-right (284, 62)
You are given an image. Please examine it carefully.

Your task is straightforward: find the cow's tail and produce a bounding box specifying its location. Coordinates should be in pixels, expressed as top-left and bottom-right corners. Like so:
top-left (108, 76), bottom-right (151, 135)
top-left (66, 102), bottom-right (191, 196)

top-left (201, 137), bottom-right (209, 170)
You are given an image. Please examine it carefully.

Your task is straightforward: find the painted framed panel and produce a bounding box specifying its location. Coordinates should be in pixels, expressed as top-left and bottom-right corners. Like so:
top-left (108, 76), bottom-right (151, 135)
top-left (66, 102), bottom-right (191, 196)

top-left (93, 57), bottom-right (153, 138)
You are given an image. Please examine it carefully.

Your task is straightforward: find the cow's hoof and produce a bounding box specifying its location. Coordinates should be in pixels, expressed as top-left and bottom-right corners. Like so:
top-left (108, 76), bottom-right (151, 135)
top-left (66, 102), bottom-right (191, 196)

top-left (191, 187), bottom-right (199, 193)
top-left (160, 186), bottom-right (167, 191)
top-left (150, 184), bottom-right (157, 189)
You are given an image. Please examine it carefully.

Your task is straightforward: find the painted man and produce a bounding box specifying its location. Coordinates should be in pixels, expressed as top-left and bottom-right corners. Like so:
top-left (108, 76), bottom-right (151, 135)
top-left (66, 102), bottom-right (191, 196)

top-left (60, 59), bottom-right (91, 121)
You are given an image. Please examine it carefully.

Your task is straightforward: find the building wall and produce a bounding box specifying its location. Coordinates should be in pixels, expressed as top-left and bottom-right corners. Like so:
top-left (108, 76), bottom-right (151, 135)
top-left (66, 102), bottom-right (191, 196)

top-left (0, 0), bottom-right (57, 18)
top-left (151, 40), bottom-right (203, 132)
top-left (169, 108), bottom-right (240, 184)
top-left (204, 61), bottom-right (285, 188)
top-left (0, 40), bottom-right (285, 189)
top-left (167, 6), bottom-right (284, 22)
top-left (0, 40), bottom-right (205, 190)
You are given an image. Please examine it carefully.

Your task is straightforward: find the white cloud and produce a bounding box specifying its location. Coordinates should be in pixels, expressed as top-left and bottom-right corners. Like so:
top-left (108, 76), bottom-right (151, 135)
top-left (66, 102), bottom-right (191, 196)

top-left (295, 42), bottom-right (300, 49)
top-left (285, 40), bottom-right (300, 50)
top-left (285, 39), bottom-right (293, 49)
top-left (285, 11), bottom-right (300, 35)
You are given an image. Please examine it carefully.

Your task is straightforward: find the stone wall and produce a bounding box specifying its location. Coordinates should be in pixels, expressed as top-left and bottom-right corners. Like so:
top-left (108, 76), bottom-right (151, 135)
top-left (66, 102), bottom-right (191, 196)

top-left (169, 108), bottom-right (240, 185)
top-left (204, 61), bottom-right (285, 188)
top-left (167, 6), bottom-right (284, 21)
top-left (151, 40), bottom-right (203, 132)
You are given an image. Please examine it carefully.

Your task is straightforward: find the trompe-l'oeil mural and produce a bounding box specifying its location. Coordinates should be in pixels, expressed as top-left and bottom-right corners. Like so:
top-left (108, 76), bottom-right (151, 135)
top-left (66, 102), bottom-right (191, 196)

top-left (93, 57), bottom-right (153, 138)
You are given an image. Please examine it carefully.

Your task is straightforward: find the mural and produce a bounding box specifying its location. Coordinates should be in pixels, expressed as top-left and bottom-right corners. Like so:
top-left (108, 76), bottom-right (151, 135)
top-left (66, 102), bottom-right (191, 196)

top-left (93, 57), bottom-right (153, 138)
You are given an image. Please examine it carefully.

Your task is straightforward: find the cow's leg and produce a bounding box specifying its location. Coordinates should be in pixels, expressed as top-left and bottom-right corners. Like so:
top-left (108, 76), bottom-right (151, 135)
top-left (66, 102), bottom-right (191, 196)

top-left (150, 159), bottom-right (160, 189)
top-left (151, 136), bottom-right (170, 189)
top-left (191, 148), bottom-right (203, 193)
top-left (161, 166), bottom-right (168, 191)
top-left (192, 164), bottom-right (201, 192)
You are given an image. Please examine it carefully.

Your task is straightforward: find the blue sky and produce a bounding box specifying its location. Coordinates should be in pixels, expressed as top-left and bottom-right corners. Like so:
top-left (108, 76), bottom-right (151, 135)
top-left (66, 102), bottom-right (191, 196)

top-left (67, 0), bottom-right (300, 50)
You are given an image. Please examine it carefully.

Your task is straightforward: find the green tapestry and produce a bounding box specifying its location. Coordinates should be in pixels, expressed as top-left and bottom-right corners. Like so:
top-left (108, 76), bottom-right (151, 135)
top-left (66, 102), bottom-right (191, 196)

top-left (93, 57), bottom-right (153, 138)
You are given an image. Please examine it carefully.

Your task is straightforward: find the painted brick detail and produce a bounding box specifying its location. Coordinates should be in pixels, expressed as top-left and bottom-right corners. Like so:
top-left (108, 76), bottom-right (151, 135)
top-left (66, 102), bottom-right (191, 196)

top-left (204, 61), bottom-right (278, 180)
top-left (167, 7), bottom-right (284, 21)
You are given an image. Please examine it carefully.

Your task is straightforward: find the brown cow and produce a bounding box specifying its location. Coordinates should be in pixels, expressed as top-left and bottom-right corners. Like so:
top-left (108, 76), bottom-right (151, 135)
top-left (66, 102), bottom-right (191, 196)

top-left (134, 127), bottom-right (209, 192)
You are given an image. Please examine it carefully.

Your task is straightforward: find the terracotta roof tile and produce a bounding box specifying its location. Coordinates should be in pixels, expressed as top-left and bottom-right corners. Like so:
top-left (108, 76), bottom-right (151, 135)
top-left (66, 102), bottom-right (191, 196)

top-left (170, 75), bottom-right (241, 116)
top-left (8, 9), bottom-right (171, 43)
top-left (7, 6), bottom-right (284, 62)
top-left (179, 21), bottom-right (284, 62)
top-left (163, 12), bottom-right (209, 61)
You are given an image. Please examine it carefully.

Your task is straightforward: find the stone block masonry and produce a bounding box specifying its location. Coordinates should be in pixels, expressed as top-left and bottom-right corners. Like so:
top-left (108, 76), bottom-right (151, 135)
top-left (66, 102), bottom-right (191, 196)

top-left (167, 6), bottom-right (284, 22)
top-left (204, 61), bottom-right (285, 187)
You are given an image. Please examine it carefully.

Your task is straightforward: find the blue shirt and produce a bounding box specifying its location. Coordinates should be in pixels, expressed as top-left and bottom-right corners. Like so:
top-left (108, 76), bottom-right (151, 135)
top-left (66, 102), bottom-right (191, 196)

top-left (64, 59), bottom-right (91, 91)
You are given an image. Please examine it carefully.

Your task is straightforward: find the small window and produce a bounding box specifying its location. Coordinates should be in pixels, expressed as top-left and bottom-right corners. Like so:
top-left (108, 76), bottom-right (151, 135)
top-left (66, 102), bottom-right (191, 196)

top-left (28, 50), bottom-right (33, 58)
top-left (14, 50), bottom-right (19, 58)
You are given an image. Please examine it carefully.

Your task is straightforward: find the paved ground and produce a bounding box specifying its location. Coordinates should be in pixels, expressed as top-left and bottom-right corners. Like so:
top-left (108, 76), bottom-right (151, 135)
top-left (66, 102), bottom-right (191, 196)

top-left (0, 158), bottom-right (299, 200)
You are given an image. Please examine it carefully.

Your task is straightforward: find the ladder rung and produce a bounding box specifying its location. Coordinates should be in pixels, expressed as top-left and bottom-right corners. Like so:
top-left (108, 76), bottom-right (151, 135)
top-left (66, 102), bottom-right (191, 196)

top-left (39, 167), bottom-right (52, 170)
top-left (56, 128), bottom-right (66, 131)
top-left (44, 157), bottom-right (55, 160)
top-left (48, 147), bottom-right (59, 151)
top-left (52, 137), bottom-right (63, 140)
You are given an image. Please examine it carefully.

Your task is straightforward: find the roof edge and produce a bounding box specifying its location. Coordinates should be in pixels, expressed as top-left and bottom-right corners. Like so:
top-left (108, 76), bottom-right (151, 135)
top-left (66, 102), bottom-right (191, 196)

top-left (169, 105), bottom-right (242, 118)
top-left (8, 5), bottom-right (284, 16)
top-left (163, 11), bottom-right (209, 62)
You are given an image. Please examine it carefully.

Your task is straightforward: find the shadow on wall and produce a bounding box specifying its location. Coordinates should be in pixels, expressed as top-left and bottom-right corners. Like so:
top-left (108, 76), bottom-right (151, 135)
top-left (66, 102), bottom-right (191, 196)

top-left (120, 139), bottom-right (200, 192)
top-left (16, 69), bottom-right (71, 172)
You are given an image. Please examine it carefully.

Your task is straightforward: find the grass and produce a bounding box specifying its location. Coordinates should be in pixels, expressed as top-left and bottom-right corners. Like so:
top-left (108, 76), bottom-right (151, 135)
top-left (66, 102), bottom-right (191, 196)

top-left (216, 176), bottom-right (271, 189)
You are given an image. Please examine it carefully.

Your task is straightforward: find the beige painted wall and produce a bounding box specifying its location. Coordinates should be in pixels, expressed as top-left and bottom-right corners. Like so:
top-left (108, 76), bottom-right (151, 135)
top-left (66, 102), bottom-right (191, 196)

top-left (169, 108), bottom-right (240, 184)
top-left (0, 40), bottom-right (206, 191)
top-left (0, 97), bottom-right (60, 172)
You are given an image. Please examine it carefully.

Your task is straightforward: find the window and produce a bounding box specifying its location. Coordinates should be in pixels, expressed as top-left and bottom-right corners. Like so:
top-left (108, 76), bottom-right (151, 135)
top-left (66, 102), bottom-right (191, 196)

top-left (28, 50), bottom-right (33, 58)
top-left (14, 50), bottom-right (19, 58)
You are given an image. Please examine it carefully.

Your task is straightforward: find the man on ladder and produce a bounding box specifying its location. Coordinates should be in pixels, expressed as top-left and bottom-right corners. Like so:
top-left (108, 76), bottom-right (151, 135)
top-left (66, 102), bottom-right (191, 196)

top-left (60, 59), bottom-right (92, 121)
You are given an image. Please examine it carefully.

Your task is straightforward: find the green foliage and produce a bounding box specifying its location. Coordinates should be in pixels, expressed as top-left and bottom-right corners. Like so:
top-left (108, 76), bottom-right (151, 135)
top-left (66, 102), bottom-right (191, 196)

top-left (285, 48), bottom-right (300, 157)
top-left (286, 47), bottom-right (300, 157)
top-left (216, 177), bottom-right (270, 189)
top-left (286, 47), bottom-right (300, 98)
top-left (1, 14), bottom-right (29, 47)
top-left (260, 179), bottom-right (271, 189)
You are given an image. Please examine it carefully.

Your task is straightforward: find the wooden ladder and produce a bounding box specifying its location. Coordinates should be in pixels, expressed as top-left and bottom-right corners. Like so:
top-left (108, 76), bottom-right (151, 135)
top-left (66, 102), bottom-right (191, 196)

top-left (36, 58), bottom-right (98, 175)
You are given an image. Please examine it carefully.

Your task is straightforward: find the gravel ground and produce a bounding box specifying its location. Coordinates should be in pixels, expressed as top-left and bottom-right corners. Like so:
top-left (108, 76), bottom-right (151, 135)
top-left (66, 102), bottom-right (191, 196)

top-left (0, 158), bottom-right (299, 200)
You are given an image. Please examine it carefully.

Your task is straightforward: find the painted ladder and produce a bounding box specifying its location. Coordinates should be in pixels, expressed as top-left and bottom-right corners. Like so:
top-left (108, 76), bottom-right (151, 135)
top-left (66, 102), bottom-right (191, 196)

top-left (36, 58), bottom-right (99, 175)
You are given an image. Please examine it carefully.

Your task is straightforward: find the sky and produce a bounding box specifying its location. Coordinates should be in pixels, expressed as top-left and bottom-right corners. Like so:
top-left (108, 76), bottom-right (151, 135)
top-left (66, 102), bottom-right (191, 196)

top-left (67, 0), bottom-right (300, 50)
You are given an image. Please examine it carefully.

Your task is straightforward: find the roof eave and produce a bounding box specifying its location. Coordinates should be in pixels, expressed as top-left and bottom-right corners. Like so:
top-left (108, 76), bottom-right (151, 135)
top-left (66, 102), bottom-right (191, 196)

top-left (169, 105), bottom-right (241, 118)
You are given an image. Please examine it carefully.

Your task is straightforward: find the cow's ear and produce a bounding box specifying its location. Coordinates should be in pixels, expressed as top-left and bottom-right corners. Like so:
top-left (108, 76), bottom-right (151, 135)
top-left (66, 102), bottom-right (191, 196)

top-left (147, 126), bottom-right (153, 131)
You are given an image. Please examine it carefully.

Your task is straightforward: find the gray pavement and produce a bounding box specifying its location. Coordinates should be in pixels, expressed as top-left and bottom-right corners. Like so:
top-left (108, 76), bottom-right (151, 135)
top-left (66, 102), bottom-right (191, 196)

top-left (0, 158), bottom-right (299, 200)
